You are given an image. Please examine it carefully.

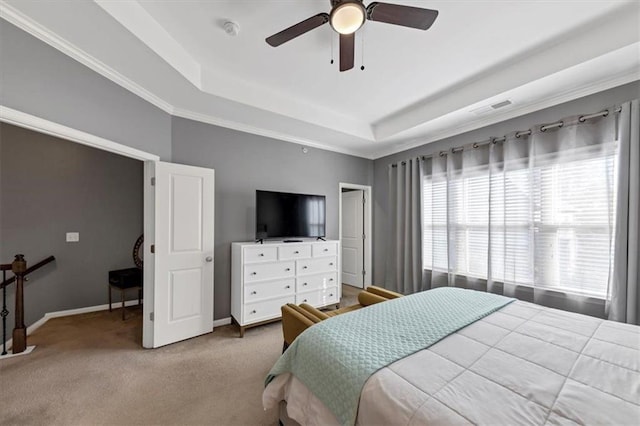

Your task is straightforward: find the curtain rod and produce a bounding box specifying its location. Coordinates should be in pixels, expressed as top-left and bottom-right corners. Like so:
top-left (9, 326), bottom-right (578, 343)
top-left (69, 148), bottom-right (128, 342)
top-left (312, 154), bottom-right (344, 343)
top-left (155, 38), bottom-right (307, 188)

top-left (434, 107), bottom-right (622, 158)
top-left (390, 107), bottom-right (622, 167)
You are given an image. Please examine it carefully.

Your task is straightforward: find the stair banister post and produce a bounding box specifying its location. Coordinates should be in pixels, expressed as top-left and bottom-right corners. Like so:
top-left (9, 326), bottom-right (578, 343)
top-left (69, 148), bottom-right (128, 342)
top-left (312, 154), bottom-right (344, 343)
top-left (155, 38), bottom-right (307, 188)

top-left (1, 268), bottom-right (7, 355)
top-left (11, 254), bottom-right (27, 354)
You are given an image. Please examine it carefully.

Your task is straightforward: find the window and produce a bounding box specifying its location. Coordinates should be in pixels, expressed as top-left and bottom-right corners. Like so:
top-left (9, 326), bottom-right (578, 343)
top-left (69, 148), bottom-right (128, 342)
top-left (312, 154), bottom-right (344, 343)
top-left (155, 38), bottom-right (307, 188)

top-left (423, 143), bottom-right (617, 298)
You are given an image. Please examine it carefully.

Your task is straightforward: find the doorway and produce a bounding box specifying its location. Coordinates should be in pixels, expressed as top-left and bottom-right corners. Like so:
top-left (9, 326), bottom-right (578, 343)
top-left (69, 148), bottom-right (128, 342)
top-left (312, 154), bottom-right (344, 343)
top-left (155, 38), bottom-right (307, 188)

top-left (338, 183), bottom-right (372, 289)
top-left (1, 107), bottom-right (215, 350)
top-left (0, 118), bottom-right (146, 353)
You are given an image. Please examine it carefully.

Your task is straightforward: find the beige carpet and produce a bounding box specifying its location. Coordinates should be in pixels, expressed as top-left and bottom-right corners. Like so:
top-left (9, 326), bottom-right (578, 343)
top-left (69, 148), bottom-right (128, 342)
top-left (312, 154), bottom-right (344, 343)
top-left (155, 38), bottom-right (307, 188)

top-left (0, 285), bottom-right (360, 426)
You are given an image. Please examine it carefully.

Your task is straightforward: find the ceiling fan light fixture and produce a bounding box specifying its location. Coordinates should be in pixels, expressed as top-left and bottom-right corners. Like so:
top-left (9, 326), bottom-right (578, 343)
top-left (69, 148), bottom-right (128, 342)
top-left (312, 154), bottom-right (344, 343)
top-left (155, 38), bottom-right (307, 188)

top-left (330, 1), bottom-right (365, 35)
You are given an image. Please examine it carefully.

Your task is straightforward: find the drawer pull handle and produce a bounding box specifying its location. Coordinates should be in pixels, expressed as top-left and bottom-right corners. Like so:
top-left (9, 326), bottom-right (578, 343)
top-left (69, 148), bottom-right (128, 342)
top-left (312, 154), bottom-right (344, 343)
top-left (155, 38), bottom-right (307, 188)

top-left (251, 272), bottom-right (257, 276)
top-left (329, 262), bottom-right (334, 266)
top-left (329, 278), bottom-right (334, 282)
top-left (251, 291), bottom-right (257, 295)
top-left (303, 266), bottom-right (308, 269)
top-left (285, 285), bottom-right (291, 289)
top-left (294, 251), bottom-right (299, 254)
top-left (303, 299), bottom-right (308, 303)
top-left (330, 294), bottom-right (334, 297)
top-left (324, 248), bottom-right (329, 252)
top-left (303, 283), bottom-right (308, 286)
top-left (251, 310), bottom-right (257, 314)
top-left (259, 253), bottom-right (264, 257)
top-left (285, 268), bottom-right (291, 271)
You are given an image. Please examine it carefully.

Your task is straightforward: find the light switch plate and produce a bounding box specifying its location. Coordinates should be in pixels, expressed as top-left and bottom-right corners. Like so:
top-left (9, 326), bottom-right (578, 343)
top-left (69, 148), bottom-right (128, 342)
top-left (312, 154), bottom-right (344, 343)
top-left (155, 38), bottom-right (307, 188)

top-left (66, 232), bottom-right (80, 242)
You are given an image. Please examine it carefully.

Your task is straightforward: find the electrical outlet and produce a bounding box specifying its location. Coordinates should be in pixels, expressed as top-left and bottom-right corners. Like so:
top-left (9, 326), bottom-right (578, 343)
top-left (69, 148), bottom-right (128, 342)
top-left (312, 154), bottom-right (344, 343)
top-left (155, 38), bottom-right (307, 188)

top-left (66, 232), bottom-right (80, 243)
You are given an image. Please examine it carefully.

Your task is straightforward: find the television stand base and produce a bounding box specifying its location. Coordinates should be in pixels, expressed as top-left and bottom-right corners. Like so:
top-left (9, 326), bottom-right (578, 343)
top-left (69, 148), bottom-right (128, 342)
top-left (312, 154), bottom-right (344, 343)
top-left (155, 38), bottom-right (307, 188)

top-left (283, 239), bottom-right (303, 243)
top-left (316, 237), bottom-right (326, 241)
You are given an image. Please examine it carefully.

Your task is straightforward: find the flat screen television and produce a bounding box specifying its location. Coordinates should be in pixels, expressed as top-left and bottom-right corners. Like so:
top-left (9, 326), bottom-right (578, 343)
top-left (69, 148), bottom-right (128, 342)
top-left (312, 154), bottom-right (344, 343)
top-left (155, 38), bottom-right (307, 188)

top-left (256, 190), bottom-right (326, 240)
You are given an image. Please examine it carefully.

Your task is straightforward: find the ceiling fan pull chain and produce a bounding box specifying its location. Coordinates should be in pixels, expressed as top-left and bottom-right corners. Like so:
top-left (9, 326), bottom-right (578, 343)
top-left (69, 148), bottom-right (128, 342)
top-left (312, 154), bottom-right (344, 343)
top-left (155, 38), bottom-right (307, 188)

top-left (360, 27), bottom-right (367, 71)
top-left (330, 32), bottom-right (335, 64)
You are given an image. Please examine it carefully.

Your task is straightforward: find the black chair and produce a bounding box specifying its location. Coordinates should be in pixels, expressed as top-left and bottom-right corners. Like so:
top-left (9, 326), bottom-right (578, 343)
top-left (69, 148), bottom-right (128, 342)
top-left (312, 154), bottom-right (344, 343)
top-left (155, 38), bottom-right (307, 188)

top-left (108, 267), bottom-right (142, 320)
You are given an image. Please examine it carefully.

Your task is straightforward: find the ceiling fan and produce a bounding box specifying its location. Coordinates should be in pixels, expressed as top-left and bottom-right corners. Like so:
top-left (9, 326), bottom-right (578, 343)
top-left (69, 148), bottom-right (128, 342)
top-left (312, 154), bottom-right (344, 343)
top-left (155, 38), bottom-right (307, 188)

top-left (265, 0), bottom-right (439, 72)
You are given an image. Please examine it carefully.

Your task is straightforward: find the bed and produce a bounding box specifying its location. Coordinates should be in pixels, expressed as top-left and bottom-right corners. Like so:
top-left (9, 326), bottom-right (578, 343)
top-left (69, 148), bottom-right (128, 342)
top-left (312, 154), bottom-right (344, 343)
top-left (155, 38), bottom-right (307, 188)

top-left (263, 288), bottom-right (640, 425)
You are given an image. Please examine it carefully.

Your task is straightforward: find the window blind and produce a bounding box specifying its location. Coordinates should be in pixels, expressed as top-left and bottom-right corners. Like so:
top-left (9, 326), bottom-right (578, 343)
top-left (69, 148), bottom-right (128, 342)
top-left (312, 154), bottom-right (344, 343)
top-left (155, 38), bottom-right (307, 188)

top-left (423, 143), bottom-right (617, 298)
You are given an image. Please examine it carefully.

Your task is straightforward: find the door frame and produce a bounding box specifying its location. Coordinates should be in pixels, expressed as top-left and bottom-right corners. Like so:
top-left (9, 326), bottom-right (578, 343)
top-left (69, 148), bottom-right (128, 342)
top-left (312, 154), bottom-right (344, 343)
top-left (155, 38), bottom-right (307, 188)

top-left (0, 107), bottom-right (160, 162)
top-left (1, 106), bottom-right (160, 347)
top-left (338, 183), bottom-right (372, 288)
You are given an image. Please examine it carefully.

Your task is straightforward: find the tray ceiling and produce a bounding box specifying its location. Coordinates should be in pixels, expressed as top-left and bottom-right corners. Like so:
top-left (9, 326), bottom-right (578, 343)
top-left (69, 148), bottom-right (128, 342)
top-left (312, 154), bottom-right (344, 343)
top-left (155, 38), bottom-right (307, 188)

top-left (2, 0), bottom-right (639, 158)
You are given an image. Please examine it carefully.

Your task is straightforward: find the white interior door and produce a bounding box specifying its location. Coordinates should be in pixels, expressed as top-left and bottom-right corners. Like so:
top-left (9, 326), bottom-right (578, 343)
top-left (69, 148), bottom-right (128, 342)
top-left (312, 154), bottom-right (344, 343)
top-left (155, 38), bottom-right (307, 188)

top-left (146, 161), bottom-right (215, 348)
top-left (341, 190), bottom-right (364, 288)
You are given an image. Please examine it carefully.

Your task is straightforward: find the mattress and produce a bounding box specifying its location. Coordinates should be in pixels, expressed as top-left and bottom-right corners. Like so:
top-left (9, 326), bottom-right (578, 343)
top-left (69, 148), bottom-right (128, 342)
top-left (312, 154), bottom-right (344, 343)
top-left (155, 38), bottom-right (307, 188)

top-left (263, 300), bottom-right (640, 425)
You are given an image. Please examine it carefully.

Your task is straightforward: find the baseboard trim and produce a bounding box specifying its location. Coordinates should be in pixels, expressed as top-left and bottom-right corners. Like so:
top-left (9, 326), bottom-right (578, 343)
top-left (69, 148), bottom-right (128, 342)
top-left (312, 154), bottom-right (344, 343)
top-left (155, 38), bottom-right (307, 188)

top-left (213, 317), bottom-right (232, 328)
top-left (0, 345), bottom-right (36, 360)
top-left (3, 303), bottom-right (232, 349)
top-left (3, 299), bottom-right (142, 349)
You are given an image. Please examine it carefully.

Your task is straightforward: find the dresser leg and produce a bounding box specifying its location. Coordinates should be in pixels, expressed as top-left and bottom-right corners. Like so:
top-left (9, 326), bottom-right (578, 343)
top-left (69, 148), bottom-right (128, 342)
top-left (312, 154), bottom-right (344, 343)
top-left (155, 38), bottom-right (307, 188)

top-left (239, 326), bottom-right (245, 338)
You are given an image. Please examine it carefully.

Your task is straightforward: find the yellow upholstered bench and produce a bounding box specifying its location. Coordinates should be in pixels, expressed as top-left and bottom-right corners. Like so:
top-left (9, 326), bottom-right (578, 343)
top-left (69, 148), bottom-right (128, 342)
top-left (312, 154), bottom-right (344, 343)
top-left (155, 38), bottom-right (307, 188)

top-left (280, 286), bottom-right (402, 351)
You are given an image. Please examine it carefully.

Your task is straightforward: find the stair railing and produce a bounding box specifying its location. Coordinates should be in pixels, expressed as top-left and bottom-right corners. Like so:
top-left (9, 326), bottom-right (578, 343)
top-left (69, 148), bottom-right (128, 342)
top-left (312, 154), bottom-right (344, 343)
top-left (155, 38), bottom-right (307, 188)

top-left (1, 263), bottom-right (11, 356)
top-left (1, 254), bottom-right (56, 355)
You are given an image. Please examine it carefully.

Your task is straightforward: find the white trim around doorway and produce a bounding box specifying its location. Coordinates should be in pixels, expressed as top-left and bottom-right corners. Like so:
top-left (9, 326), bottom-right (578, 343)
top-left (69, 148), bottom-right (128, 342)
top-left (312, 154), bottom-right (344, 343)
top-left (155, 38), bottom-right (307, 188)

top-left (0, 104), bottom-right (159, 349)
top-left (338, 183), bottom-right (372, 288)
top-left (0, 106), bottom-right (160, 162)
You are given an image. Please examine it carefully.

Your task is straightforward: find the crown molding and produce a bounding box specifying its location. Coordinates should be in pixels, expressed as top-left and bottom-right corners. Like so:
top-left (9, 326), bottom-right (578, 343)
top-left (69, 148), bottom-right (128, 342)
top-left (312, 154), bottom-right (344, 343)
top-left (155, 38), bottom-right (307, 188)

top-left (172, 107), bottom-right (375, 160)
top-left (1, 1), bottom-right (636, 162)
top-left (95, 0), bottom-right (203, 89)
top-left (0, 105), bottom-right (160, 161)
top-left (370, 71), bottom-right (640, 160)
top-left (0, 1), bottom-right (175, 116)
top-left (0, 1), bottom-right (378, 159)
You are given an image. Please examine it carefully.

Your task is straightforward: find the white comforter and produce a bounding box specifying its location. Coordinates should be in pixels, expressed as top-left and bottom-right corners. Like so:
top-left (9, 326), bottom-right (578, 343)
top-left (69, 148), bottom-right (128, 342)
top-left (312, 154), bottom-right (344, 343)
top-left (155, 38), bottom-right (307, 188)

top-left (263, 300), bottom-right (640, 425)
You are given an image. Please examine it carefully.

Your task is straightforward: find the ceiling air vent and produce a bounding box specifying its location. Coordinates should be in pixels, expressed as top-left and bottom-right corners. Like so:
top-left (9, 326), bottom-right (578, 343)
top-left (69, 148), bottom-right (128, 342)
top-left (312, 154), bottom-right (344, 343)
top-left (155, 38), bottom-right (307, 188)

top-left (469, 99), bottom-right (512, 116)
top-left (491, 100), bottom-right (512, 109)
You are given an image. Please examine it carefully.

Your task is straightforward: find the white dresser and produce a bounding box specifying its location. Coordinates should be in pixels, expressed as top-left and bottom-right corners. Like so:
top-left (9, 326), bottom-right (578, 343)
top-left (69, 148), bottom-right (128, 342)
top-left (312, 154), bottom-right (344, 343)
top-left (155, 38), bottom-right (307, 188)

top-left (231, 240), bottom-right (340, 336)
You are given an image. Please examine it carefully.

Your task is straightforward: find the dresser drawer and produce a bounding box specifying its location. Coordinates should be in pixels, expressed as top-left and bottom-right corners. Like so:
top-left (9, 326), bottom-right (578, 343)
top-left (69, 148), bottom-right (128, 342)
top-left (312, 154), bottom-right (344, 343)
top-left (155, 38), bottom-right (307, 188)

top-left (312, 242), bottom-right (337, 257)
top-left (244, 295), bottom-right (295, 324)
top-left (279, 244), bottom-right (312, 260)
top-left (297, 272), bottom-right (338, 292)
top-left (297, 257), bottom-right (337, 275)
top-left (296, 286), bottom-right (339, 306)
top-left (244, 261), bottom-right (295, 283)
top-left (244, 246), bottom-right (278, 263)
top-left (244, 279), bottom-right (295, 303)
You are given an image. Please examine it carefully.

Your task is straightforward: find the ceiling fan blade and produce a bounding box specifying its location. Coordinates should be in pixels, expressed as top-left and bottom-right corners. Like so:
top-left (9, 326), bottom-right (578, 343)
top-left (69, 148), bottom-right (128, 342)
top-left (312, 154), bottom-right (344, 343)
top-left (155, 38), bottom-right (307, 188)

top-left (339, 33), bottom-right (355, 72)
top-left (266, 13), bottom-right (330, 47)
top-left (366, 2), bottom-right (438, 30)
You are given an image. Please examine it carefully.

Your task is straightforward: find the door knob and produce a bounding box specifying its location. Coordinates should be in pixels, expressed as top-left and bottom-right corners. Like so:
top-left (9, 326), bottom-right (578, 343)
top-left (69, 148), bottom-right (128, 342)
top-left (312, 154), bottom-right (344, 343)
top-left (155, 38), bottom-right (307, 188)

top-left (206, 256), bottom-right (213, 262)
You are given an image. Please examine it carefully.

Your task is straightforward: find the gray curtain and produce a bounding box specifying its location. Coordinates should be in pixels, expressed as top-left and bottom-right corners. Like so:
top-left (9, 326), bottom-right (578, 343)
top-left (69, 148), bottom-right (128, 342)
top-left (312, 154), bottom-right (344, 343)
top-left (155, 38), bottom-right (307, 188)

top-left (420, 108), bottom-right (619, 318)
top-left (386, 158), bottom-right (424, 294)
top-left (609, 100), bottom-right (640, 325)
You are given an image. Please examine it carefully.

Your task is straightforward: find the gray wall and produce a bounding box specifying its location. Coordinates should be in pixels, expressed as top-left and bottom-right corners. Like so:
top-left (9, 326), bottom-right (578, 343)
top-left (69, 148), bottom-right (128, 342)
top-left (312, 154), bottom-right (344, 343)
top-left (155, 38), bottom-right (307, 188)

top-left (0, 123), bottom-right (143, 332)
top-left (3, 14), bottom-right (637, 324)
top-left (0, 18), bottom-right (172, 161)
top-left (372, 80), bottom-right (640, 286)
top-left (171, 117), bottom-right (373, 319)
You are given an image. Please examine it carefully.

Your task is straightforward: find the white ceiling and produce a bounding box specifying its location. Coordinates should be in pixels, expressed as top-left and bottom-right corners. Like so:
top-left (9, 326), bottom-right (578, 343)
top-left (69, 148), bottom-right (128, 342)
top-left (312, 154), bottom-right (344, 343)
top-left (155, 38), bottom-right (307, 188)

top-left (2, 0), bottom-right (639, 159)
